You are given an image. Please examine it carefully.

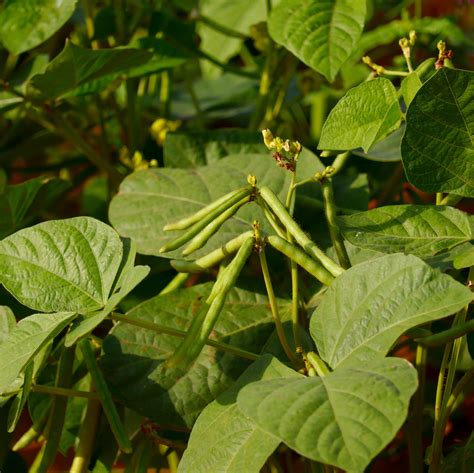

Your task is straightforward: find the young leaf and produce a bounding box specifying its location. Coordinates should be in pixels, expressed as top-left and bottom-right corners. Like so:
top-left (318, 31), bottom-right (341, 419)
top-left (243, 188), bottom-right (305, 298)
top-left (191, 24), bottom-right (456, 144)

top-left (268, 0), bottom-right (366, 82)
top-left (100, 284), bottom-right (282, 427)
top-left (178, 355), bottom-right (301, 473)
top-left (401, 68), bottom-right (474, 197)
top-left (0, 217), bottom-right (123, 313)
top-left (28, 42), bottom-right (152, 99)
top-left (352, 126), bottom-right (403, 162)
top-left (0, 311), bottom-right (77, 394)
top-left (337, 205), bottom-right (472, 257)
top-left (318, 78), bottom-right (402, 152)
top-left (0, 0), bottom-right (77, 54)
top-left (237, 357), bottom-right (418, 472)
top-left (310, 254), bottom-right (473, 369)
top-left (401, 72), bottom-right (423, 108)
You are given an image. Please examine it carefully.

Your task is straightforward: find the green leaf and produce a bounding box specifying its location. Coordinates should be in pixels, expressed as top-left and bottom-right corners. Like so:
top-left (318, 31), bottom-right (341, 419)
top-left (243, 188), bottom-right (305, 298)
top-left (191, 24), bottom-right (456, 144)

top-left (401, 68), bottom-right (474, 197)
top-left (338, 205), bottom-right (472, 257)
top-left (100, 283), bottom-right (279, 427)
top-left (318, 78), bottom-right (402, 152)
top-left (197, 0), bottom-right (267, 76)
top-left (0, 306), bottom-right (15, 344)
top-left (178, 355), bottom-right (300, 473)
top-left (65, 264), bottom-right (150, 347)
top-left (164, 130), bottom-right (265, 168)
top-left (28, 42), bottom-right (152, 99)
top-left (0, 312), bottom-right (76, 394)
top-left (352, 126), bottom-right (403, 162)
top-left (442, 432), bottom-right (474, 473)
top-left (0, 176), bottom-right (70, 239)
top-left (310, 254), bottom-right (473, 369)
top-left (109, 151), bottom-right (316, 258)
top-left (401, 72), bottom-right (422, 108)
top-left (237, 357), bottom-right (418, 472)
top-left (0, 217), bottom-right (123, 313)
top-left (454, 245), bottom-right (474, 269)
top-left (268, 0), bottom-right (366, 82)
top-left (0, 0), bottom-right (77, 54)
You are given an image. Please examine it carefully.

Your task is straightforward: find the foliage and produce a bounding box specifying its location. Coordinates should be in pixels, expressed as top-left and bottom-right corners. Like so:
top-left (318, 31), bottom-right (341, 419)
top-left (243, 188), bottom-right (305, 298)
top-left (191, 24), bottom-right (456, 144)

top-left (0, 0), bottom-right (473, 472)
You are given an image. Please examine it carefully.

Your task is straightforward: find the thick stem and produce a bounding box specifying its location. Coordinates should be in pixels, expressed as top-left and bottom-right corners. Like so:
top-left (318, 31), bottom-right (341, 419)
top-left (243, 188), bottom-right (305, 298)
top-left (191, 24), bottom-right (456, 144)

top-left (31, 384), bottom-right (100, 399)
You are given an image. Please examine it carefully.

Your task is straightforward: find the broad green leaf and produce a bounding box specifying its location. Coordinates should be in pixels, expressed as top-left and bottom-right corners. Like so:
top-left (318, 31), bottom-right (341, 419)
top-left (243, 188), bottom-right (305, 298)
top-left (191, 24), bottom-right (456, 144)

top-left (100, 283), bottom-right (279, 427)
top-left (0, 217), bottom-right (123, 313)
top-left (65, 264), bottom-right (150, 347)
top-left (268, 0), bottom-right (366, 82)
top-left (352, 126), bottom-right (403, 162)
top-left (454, 245), bottom-right (474, 269)
top-left (178, 355), bottom-right (300, 473)
top-left (310, 254), bottom-right (473, 369)
top-left (109, 150), bottom-right (318, 258)
top-left (0, 312), bottom-right (76, 394)
top-left (197, 0), bottom-right (267, 77)
top-left (164, 130), bottom-right (265, 168)
top-left (0, 0), bottom-right (77, 54)
top-left (0, 306), bottom-right (15, 344)
top-left (338, 205), bottom-right (472, 257)
top-left (318, 78), bottom-right (402, 152)
top-left (401, 72), bottom-right (422, 108)
top-left (401, 68), bottom-right (474, 197)
top-left (28, 42), bottom-right (152, 99)
top-left (442, 432), bottom-right (474, 473)
top-left (237, 357), bottom-right (418, 472)
top-left (0, 176), bottom-right (70, 239)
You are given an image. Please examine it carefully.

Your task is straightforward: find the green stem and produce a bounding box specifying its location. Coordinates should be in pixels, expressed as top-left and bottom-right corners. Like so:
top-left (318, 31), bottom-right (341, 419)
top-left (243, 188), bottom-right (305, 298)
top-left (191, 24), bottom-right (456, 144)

top-left (37, 345), bottom-right (76, 473)
top-left (259, 246), bottom-right (298, 364)
top-left (249, 40), bottom-right (276, 130)
top-left (406, 344), bottom-right (427, 473)
top-left (12, 409), bottom-right (49, 451)
top-left (436, 193), bottom-right (443, 205)
top-left (160, 71), bottom-right (171, 118)
top-left (429, 367), bottom-right (474, 473)
top-left (417, 319), bottom-right (474, 347)
top-left (320, 178), bottom-right (351, 269)
top-left (285, 173), bottom-right (302, 350)
top-left (126, 79), bottom-right (140, 153)
top-left (430, 306), bottom-right (468, 472)
top-left (113, 0), bottom-right (127, 44)
top-left (259, 186), bottom-right (344, 277)
top-left (197, 15), bottom-right (247, 39)
top-left (185, 77), bottom-right (205, 129)
top-left (31, 384), bottom-right (100, 399)
top-left (439, 194), bottom-right (462, 206)
top-left (414, 0), bottom-right (422, 19)
top-left (70, 393), bottom-right (101, 473)
top-left (159, 272), bottom-right (190, 295)
top-left (110, 313), bottom-right (259, 361)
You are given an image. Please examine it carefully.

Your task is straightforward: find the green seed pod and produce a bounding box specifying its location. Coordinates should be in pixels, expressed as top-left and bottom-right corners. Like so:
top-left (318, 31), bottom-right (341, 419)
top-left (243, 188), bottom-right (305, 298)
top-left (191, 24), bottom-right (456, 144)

top-left (163, 186), bottom-right (252, 231)
top-left (166, 236), bottom-right (254, 369)
top-left (171, 231), bottom-right (252, 273)
top-left (267, 235), bottom-right (334, 286)
top-left (159, 187), bottom-right (253, 253)
top-left (259, 186), bottom-right (343, 277)
top-left (182, 195), bottom-right (251, 256)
